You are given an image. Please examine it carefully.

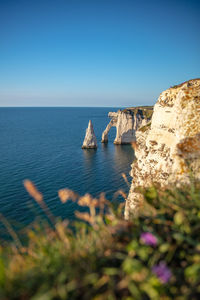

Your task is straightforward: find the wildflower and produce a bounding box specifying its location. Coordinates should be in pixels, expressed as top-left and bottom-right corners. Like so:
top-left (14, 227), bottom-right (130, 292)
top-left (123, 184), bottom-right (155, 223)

top-left (152, 261), bottom-right (171, 284)
top-left (140, 232), bottom-right (157, 246)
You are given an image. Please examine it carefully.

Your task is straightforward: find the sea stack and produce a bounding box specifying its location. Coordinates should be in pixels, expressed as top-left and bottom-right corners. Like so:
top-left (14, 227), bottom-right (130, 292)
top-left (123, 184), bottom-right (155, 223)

top-left (82, 120), bottom-right (97, 149)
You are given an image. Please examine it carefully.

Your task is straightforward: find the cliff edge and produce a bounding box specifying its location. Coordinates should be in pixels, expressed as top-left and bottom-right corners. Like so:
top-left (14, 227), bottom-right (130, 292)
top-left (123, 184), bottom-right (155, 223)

top-left (125, 79), bottom-right (200, 219)
top-left (102, 106), bottom-right (153, 144)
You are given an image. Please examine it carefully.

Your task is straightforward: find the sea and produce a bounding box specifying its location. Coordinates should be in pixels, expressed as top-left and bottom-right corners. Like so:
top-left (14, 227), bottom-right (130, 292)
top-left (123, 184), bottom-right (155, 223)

top-left (0, 107), bottom-right (134, 236)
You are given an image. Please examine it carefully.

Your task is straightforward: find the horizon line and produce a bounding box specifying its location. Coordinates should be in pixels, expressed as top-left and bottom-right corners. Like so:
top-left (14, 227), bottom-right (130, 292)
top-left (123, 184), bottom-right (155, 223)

top-left (0, 105), bottom-right (130, 108)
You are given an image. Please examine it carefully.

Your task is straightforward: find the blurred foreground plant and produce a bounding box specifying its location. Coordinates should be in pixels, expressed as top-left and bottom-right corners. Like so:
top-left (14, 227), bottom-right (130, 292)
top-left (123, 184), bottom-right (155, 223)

top-left (0, 180), bottom-right (200, 299)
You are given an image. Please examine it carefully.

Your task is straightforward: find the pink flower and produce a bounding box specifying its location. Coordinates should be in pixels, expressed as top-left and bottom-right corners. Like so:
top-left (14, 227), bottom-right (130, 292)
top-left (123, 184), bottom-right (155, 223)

top-left (152, 262), bottom-right (172, 284)
top-left (140, 232), bottom-right (157, 246)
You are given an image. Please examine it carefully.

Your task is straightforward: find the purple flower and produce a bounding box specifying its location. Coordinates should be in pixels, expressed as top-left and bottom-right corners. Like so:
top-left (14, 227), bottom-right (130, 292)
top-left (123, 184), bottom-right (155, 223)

top-left (152, 262), bottom-right (172, 284)
top-left (140, 232), bottom-right (158, 246)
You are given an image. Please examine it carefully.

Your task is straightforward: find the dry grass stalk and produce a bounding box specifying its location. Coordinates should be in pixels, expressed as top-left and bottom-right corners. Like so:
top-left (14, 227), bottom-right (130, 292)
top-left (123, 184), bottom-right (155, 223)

top-left (114, 189), bottom-right (127, 199)
top-left (23, 180), bottom-right (43, 203)
top-left (121, 173), bottom-right (130, 187)
top-left (9, 253), bottom-right (25, 274)
top-left (0, 213), bottom-right (22, 249)
top-left (75, 211), bottom-right (94, 224)
top-left (98, 193), bottom-right (107, 204)
top-left (55, 221), bottom-right (70, 248)
top-left (24, 179), bottom-right (55, 225)
top-left (58, 189), bottom-right (78, 203)
top-left (98, 193), bottom-right (108, 215)
top-left (78, 193), bottom-right (98, 207)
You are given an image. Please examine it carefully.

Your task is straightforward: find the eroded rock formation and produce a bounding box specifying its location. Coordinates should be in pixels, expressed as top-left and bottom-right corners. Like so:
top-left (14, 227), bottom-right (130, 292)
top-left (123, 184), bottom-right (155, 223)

top-left (101, 107), bottom-right (153, 144)
top-left (82, 120), bottom-right (97, 149)
top-left (125, 79), bottom-right (200, 219)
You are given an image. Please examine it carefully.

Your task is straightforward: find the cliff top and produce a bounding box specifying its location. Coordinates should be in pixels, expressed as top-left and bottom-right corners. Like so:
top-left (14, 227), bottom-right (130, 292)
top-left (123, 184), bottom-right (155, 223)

top-left (123, 105), bottom-right (153, 111)
top-left (122, 106), bottom-right (154, 120)
top-left (159, 78), bottom-right (200, 107)
top-left (170, 78), bottom-right (200, 89)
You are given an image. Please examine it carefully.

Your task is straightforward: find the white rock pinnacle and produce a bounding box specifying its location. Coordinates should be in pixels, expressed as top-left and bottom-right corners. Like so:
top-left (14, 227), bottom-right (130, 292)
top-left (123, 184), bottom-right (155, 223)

top-left (82, 120), bottom-right (97, 149)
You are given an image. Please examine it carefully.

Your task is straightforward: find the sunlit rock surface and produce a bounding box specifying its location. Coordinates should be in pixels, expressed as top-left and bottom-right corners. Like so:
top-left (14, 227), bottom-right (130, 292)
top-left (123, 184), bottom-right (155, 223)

top-left (101, 107), bottom-right (153, 144)
top-left (125, 79), bottom-right (200, 219)
top-left (82, 120), bottom-right (97, 149)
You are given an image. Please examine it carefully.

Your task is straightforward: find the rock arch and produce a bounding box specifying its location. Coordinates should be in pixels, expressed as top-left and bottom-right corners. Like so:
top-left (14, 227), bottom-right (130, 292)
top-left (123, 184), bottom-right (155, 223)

top-left (102, 108), bottom-right (153, 144)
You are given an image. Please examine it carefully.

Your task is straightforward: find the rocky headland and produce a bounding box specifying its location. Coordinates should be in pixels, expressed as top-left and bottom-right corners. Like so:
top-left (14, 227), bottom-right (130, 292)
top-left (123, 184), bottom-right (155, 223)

top-left (125, 79), bottom-right (200, 219)
top-left (101, 106), bottom-right (153, 144)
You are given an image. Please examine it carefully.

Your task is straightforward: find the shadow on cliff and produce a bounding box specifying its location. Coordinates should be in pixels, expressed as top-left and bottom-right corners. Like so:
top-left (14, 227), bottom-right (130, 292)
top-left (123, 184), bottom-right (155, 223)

top-left (115, 129), bottom-right (136, 144)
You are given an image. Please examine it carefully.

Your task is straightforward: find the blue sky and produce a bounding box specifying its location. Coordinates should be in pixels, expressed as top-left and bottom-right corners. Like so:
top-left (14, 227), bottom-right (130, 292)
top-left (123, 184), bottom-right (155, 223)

top-left (0, 0), bottom-right (199, 107)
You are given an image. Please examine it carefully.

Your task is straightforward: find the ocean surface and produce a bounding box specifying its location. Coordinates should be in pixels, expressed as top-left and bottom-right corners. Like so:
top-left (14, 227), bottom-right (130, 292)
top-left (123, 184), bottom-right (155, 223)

top-left (0, 107), bottom-right (134, 235)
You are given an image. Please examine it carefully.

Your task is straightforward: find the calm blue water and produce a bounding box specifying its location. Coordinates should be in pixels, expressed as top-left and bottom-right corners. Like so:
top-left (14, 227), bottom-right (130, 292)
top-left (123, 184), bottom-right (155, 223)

top-left (0, 107), bottom-right (134, 234)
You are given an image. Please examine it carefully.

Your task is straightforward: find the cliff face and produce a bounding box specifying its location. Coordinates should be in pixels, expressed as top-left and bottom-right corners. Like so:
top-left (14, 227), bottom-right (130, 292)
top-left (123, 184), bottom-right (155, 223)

top-left (102, 107), bottom-right (153, 144)
top-left (125, 79), bottom-right (200, 219)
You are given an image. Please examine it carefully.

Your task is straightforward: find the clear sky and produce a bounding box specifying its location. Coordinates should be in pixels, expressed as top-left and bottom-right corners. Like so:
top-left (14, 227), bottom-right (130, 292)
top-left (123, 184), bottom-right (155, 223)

top-left (0, 0), bottom-right (199, 107)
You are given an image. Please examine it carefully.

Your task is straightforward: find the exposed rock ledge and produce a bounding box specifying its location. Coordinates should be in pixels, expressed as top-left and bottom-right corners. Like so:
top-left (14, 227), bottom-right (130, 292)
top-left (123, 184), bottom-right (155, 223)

top-left (125, 79), bottom-right (200, 219)
top-left (101, 107), bottom-right (153, 144)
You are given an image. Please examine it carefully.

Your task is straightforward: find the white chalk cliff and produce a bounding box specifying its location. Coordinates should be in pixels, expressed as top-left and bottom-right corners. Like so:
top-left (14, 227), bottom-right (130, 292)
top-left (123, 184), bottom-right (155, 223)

top-left (82, 120), bottom-right (97, 149)
top-left (102, 107), bottom-right (153, 144)
top-left (125, 79), bottom-right (200, 219)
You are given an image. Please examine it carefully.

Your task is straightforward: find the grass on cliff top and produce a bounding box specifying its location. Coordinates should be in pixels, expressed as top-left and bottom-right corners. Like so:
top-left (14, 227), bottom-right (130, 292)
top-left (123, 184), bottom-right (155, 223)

top-left (0, 180), bottom-right (200, 300)
top-left (122, 106), bottom-right (153, 120)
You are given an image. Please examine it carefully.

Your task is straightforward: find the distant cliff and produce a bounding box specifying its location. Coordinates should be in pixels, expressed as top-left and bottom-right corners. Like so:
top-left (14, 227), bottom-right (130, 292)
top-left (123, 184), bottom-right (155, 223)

top-left (125, 79), bottom-right (200, 219)
top-left (101, 106), bottom-right (153, 144)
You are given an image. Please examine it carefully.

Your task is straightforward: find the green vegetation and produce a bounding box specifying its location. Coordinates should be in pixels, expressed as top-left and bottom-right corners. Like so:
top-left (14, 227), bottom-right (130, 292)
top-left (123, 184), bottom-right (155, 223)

top-left (122, 106), bottom-right (153, 120)
top-left (138, 121), bottom-right (151, 132)
top-left (0, 181), bottom-right (200, 299)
